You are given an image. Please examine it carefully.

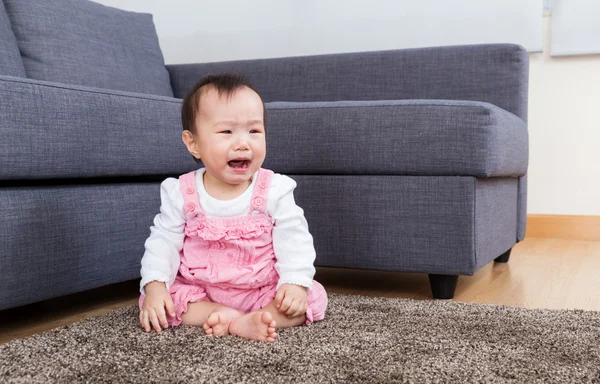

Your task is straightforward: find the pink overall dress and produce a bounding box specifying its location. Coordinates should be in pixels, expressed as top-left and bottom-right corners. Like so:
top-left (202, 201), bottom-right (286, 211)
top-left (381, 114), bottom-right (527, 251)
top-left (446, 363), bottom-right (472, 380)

top-left (141, 168), bottom-right (328, 327)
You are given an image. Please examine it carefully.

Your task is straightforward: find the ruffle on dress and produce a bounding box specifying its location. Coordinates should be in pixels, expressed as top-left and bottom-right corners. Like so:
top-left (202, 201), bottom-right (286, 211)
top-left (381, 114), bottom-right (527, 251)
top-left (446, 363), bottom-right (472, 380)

top-left (184, 215), bottom-right (273, 241)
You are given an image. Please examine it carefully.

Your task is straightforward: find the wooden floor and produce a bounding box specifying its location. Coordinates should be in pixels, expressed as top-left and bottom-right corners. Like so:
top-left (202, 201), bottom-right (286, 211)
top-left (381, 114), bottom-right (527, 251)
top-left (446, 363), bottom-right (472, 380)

top-left (1, 237), bottom-right (599, 344)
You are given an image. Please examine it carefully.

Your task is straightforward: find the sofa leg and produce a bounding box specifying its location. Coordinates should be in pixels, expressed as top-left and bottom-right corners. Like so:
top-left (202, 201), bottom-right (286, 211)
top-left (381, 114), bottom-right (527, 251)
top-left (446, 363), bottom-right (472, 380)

top-left (428, 274), bottom-right (459, 300)
top-left (494, 248), bottom-right (512, 263)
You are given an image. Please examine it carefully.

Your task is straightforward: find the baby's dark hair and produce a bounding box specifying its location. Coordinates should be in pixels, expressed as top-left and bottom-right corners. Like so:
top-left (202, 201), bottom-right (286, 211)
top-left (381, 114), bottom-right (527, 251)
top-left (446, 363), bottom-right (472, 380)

top-left (181, 73), bottom-right (265, 134)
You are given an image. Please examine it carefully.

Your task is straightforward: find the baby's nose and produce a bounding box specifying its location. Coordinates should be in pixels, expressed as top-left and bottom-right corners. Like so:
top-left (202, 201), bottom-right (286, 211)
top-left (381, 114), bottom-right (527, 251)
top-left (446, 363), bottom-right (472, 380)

top-left (234, 137), bottom-right (250, 149)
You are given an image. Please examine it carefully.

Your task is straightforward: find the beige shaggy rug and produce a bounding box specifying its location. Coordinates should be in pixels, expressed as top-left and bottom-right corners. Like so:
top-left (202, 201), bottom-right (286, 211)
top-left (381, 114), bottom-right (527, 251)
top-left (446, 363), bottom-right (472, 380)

top-left (1, 294), bottom-right (599, 383)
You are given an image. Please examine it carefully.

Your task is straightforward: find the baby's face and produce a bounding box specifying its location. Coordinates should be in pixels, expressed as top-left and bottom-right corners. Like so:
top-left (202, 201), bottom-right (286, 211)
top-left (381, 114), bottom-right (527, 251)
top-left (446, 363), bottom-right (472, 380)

top-left (195, 86), bottom-right (266, 187)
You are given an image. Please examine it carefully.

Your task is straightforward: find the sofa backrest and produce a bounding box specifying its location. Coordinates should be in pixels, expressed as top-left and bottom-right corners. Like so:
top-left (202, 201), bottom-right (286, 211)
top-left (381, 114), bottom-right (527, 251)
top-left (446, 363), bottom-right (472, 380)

top-left (0, 0), bottom-right (26, 77)
top-left (2, 0), bottom-right (173, 97)
top-left (170, 44), bottom-right (529, 122)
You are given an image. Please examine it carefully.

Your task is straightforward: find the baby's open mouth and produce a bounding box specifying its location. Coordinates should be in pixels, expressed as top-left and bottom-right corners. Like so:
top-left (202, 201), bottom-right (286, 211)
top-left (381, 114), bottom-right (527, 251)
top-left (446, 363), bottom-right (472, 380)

top-left (228, 159), bottom-right (250, 169)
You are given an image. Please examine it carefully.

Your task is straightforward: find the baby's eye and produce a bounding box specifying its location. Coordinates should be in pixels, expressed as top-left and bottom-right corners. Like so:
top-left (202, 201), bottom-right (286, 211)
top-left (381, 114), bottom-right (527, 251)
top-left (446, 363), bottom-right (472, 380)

top-left (220, 130), bottom-right (232, 134)
top-left (250, 129), bottom-right (263, 134)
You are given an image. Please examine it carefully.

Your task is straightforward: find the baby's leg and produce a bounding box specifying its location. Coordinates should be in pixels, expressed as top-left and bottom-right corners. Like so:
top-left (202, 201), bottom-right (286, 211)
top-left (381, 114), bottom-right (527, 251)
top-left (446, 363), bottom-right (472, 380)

top-left (182, 301), bottom-right (245, 336)
top-left (228, 301), bottom-right (305, 342)
top-left (228, 281), bottom-right (329, 341)
top-left (262, 300), bottom-right (307, 328)
top-left (228, 310), bottom-right (279, 342)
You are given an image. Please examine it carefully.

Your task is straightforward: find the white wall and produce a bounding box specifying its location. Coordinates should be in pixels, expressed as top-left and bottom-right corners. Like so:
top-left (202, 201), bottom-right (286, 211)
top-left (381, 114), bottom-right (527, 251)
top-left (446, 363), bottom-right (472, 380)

top-left (527, 15), bottom-right (600, 215)
top-left (93, 0), bottom-right (542, 63)
top-left (94, 1), bottom-right (599, 215)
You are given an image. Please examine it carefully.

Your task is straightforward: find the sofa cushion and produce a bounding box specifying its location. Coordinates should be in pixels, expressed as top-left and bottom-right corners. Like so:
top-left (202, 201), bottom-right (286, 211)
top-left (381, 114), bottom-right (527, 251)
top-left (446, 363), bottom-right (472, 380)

top-left (0, 76), bottom-right (527, 180)
top-left (3, 0), bottom-right (173, 96)
top-left (0, 0), bottom-right (25, 77)
top-left (0, 76), bottom-right (190, 181)
top-left (263, 100), bottom-right (529, 177)
top-left (0, 76), bottom-right (528, 180)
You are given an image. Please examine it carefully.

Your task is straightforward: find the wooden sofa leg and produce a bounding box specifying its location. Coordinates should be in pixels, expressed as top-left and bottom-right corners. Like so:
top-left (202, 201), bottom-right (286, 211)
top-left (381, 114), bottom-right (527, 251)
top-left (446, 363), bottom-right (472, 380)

top-left (428, 274), bottom-right (459, 300)
top-left (494, 248), bottom-right (512, 263)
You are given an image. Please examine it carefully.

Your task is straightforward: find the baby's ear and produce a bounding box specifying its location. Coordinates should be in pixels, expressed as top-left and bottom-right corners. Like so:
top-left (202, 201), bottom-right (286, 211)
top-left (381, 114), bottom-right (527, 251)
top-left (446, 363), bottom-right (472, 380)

top-left (181, 130), bottom-right (201, 159)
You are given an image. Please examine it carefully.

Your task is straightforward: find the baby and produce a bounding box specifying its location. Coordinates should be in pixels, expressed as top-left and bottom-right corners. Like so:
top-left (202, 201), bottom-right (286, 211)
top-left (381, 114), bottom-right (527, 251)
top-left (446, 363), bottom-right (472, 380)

top-left (138, 73), bottom-right (328, 342)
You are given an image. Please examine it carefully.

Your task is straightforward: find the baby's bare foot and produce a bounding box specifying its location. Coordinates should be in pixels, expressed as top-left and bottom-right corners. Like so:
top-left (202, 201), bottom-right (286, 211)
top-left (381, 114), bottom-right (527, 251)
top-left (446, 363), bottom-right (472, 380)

top-left (229, 311), bottom-right (278, 342)
top-left (203, 307), bottom-right (244, 337)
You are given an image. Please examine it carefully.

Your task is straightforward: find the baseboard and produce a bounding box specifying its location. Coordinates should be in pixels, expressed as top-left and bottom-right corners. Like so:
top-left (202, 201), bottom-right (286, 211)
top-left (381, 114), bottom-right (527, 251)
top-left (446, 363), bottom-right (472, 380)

top-left (526, 214), bottom-right (600, 241)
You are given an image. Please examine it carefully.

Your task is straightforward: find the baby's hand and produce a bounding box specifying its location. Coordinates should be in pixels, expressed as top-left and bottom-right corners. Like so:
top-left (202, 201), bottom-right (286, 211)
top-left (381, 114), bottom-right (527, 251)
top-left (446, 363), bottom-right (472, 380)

top-left (140, 281), bottom-right (176, 333)
top-left (274, 284), bottom-right (308, 318)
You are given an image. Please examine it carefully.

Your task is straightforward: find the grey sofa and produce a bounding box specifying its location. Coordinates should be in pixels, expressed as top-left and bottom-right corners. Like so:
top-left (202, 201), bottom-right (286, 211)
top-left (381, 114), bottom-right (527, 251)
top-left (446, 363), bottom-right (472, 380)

top-left (0, 0), bottom-right (528, 310)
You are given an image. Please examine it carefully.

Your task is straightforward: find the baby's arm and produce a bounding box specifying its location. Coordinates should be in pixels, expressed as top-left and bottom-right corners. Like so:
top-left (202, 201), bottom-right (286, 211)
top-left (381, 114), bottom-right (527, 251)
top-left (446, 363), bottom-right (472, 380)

top-left (270, 175), bottom-right (316, 316)
top-left (140, 281), bottom-right (176, 333)
top-left (140, 178), bottom-right (185, 294)
top-left (139, 178), bottom-right (185, 332)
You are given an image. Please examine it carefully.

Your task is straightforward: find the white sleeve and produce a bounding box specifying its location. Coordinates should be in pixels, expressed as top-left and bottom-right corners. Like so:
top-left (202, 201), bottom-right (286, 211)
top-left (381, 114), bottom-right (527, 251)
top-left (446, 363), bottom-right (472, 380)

top-left (139, 177), bottom-right (185, 295)
top-left (269, 174), bottom-right (316, 290)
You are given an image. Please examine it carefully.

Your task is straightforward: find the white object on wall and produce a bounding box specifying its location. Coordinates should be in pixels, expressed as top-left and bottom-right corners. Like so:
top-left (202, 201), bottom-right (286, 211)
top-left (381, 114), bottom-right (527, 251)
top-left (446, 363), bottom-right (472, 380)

top-left (92, 0), bottom-right (543, 64)
top-left (551, 0), bottom-right (600, 56)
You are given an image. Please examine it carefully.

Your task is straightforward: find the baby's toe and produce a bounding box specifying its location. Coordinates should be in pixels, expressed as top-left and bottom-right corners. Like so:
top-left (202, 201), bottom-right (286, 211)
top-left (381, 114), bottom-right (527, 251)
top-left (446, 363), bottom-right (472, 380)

top-left (260, 311), bottom-right (273, 324)
top-left (267, 332), bottom-right (277, 342)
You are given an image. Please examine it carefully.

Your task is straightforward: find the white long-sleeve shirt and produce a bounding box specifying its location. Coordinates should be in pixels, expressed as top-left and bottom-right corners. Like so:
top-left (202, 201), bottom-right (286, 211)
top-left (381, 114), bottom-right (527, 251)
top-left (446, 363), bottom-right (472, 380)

top-left (139, 168), bottom-right (316, 295)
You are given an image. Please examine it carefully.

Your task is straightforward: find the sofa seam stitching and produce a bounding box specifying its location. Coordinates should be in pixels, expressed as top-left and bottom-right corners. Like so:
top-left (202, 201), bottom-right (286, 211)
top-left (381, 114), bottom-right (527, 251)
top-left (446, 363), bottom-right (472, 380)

top-left (0, 78), bottom-right (180, 104)
top-left (268, 104), bottom-right (495, 112)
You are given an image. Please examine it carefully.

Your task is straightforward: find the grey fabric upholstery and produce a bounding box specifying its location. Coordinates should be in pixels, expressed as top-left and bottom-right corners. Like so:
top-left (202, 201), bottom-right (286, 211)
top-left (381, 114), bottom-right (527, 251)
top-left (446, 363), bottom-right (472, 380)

top-left (0, 183), bottom-right (159, 310)
top-left (3, 0), bottom-right (173, 96)
top-left (474, 178), bottom-right (519, 269)
top-left (167, 44), bottom-right (529, 121)
top-left (291, 175), bottom-right (517, 275)
top-left (0, 0), bottom-right (25, 77)
top-left (517, 174), bottom-right (528, 241)
top-left (265, 100), bottom-right (528, 177)
top-left (0, 76), bottom-right (194, 180)
top-left (0, 77), bottom-right (527, 180)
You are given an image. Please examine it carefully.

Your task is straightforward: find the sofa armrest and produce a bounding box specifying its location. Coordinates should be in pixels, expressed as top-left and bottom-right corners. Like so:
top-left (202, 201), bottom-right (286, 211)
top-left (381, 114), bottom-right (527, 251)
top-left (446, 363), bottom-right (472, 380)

top-left (167, 44), bottom-right (529, 121)
top-left (262, 100), bottom-right (528, 177)
top-left (0, 76), bottom-right (197, 180)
